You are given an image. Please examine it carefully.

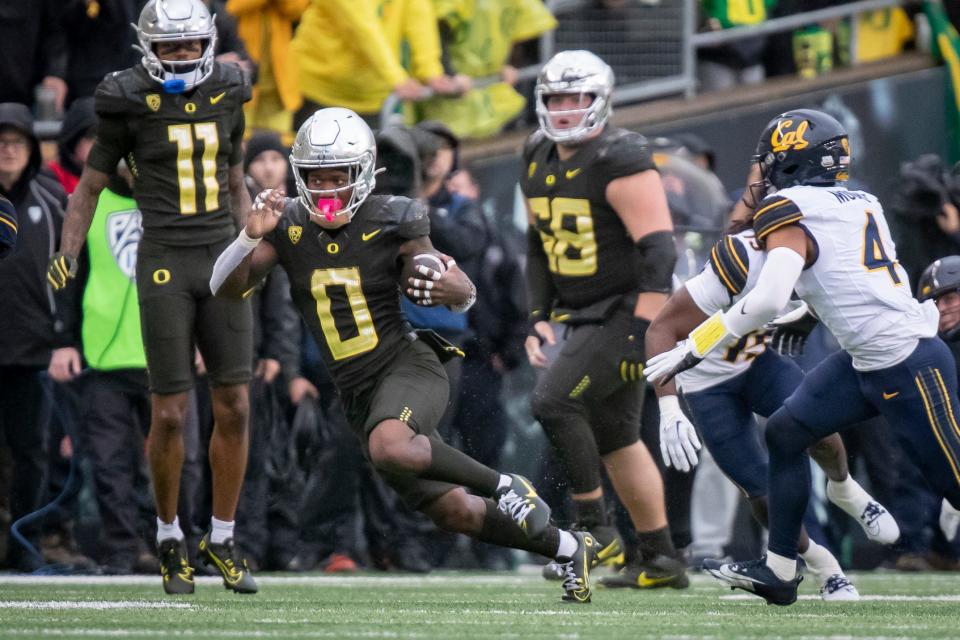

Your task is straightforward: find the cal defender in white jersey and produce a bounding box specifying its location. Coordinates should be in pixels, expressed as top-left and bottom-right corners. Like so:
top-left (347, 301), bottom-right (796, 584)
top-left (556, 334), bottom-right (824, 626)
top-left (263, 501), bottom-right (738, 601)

top-left (644, 225), bottom-right (897, 602)
top-left (751, 185), bottom-right (939, 371)
top-left (646, 108), bottom-right (960, 606)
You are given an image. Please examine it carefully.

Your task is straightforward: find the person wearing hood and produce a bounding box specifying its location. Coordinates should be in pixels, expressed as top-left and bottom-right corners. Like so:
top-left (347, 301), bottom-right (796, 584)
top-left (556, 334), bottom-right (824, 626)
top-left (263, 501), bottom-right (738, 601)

top-left (48, 97), bottom-right (97, 195)
top-left (0, 102), bottom-right (71, 572)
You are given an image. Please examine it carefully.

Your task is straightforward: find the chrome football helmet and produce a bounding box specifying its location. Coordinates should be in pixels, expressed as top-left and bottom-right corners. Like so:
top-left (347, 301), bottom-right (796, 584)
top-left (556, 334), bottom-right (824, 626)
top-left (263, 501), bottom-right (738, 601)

top-left (135, 0), bottom-right (217, 93)
top-left (290, 108), bottom-right (378, 226)
top-left (535, 50), bottom-right (614, 144)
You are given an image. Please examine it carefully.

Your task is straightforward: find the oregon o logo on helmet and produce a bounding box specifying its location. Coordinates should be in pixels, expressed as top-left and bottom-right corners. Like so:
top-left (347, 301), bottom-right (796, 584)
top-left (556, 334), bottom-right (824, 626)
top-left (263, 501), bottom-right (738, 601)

top-left (771, 119), bottom-right (810, 152)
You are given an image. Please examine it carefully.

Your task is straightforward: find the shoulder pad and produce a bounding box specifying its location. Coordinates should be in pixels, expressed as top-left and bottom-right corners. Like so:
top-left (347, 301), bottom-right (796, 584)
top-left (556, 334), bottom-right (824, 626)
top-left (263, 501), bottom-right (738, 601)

top-left (522, 130), bottom-right (549, 163)
top-left (267, 198), bottom-right (308, 245)
top-left (752, 194), bottom-right (803, 245)
top-left (596, 128), bottom-right (656, 179)
top-left (708, 234), bottom-right (750, 297)
top-left (93, 69), bottom-right (147, 116)
top-left (381, 196), bottom-right (430, 240)
top-left (212, 62), bottom-right (253, 102)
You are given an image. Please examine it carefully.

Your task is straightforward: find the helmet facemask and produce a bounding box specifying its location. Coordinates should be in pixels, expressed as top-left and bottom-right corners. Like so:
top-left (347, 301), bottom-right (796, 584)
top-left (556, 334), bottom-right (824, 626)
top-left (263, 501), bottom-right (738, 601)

top-left (534, 51), bottom-right (614, 145)
top-left (292, 155), bottom-right (376, 227)
top-left (134, 0), bottom-right (218, 94)
top-left (535, 90), bottom-right (608, 144)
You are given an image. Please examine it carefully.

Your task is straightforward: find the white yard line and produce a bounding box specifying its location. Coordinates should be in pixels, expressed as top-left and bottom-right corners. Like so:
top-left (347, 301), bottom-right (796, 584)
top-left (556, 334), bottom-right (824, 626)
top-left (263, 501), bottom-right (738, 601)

top-left (0, 600), bottom-right (194, 609)
top-left (720, 594), bottom-right (960, 602)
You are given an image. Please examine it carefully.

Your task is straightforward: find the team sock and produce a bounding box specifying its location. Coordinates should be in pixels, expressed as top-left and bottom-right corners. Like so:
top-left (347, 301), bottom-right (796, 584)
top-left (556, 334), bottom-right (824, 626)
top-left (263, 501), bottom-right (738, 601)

top-left (766, 550), bottom-right (798, 581)
top-left (573, 497), bottom-right (609, 529)
top-left (156, 516), bottom-right (185, 545)
top-left (423, 439), bottom-right (502, 495)
top-left (478, 498), bottom-right (560, 558)
top-left (636, 526), bottom-right (676, 561)
top-left (799, 539), bottom-right (842, 582)
top-left (556, 530), bottom-right (579, 559)
top-left (210, 517), bottom-right (235, 545)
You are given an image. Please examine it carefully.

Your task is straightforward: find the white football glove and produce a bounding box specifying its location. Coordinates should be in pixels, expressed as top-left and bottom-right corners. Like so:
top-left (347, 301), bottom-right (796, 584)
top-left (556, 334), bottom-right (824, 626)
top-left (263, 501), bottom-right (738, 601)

top-left (940, 498), bottom-right (960, 542)
top-left (644, 340), bottom-right (700, 386)
top-left (657, 395), bottom-right (702, 472)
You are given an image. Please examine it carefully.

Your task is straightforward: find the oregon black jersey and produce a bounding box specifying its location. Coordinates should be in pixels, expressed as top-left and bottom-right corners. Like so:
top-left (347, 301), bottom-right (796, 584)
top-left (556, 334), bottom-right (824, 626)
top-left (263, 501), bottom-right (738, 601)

top-left (520, 126), bottom-right (657, 310)
top-left (87, 63), bottom-right (251, 246)
top-left (266, 195), bottom-right (430, 391)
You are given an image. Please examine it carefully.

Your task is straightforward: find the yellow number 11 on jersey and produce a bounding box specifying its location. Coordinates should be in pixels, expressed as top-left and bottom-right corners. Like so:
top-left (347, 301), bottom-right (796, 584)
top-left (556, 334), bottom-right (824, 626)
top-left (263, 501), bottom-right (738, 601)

top-left (168, 122), bottom-right (219, 215)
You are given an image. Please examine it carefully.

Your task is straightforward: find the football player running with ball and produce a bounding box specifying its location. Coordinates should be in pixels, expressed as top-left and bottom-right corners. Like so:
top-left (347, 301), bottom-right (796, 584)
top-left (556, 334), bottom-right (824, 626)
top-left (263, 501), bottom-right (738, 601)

top-left (210, 108), bottom-right (599, 604)
top-left (645, 222), bottom-right (900, 601)
top-left (520, 50), bottom-right (688, 589)
top-left (48, 0), bottom-right (256, 595)
top-left (646, 109), bottom-right (960, 605)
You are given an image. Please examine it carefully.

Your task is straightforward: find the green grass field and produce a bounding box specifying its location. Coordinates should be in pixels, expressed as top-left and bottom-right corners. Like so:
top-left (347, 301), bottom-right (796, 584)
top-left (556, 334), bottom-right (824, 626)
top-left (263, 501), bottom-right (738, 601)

top-left (0, 571), bottom-right (958, 639)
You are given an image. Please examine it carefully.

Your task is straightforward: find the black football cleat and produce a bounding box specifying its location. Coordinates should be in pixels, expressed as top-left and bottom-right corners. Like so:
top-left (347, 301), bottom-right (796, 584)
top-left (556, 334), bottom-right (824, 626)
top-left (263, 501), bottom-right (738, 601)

top-left (557, 531), bottom-right (598, 603)
top-left (702, 556), bottom-right (802, 606)
top-left (598, 552), bottom-right (689, 590)
top-left (158, 538), bottom-right (194, 595)
top-left (495, 474), bottom-right (551, 539)
top-left (543, 524), bottom-right (624, 581)
top-left (198, 533), bottom-right (258, 594)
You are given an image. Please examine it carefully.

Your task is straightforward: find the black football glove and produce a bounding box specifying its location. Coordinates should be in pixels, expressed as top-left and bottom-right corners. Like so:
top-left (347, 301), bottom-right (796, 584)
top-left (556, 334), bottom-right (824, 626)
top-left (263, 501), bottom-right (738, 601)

top-left (46, 252), bottom-right (78, 291)
top-left (769, 304), bottom-right (818, 358)
top-left (619, 317), bottom-right (650, 382)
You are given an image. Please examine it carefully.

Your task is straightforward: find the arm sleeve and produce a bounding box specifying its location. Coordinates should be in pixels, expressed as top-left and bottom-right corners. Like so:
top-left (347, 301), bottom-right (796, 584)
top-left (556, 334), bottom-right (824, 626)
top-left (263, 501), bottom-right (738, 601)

top-left (685, 267), bottom-right (735, 316)
top-left (404, 0), bottom-right (445, 80)
top-left (0, 196), bottom-right (17, 259)
top-left (707, 235), bottom-right (750, 299)
top-left (721, 246), bottom-right (804, 337)
top-left (752, 194), bottom-right (804, 247)
top-left (526, 225), bottom-right (556, 320)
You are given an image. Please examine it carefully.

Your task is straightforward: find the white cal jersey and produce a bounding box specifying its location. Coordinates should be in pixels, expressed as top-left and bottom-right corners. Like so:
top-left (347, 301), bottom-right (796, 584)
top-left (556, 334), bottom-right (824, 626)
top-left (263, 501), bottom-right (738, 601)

top-left (679, 229), bottom-right (771, 394)
top-left (751, 185), bottom-right (939, 371)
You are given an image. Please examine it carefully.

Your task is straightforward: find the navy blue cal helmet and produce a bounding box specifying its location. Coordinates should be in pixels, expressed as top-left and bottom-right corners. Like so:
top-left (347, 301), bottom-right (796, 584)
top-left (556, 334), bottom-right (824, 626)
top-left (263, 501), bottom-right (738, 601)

top-left (751, 109), bottom-right (850, 199)
top-left (918, 256), bottom-right (960, 302)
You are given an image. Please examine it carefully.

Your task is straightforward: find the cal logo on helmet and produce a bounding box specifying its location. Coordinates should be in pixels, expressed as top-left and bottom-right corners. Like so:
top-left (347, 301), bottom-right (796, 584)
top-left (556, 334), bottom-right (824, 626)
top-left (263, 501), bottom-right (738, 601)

top-left (771, 119), bottom-right (810, 152)
top-left (288, 225), bottom-right (302, 245)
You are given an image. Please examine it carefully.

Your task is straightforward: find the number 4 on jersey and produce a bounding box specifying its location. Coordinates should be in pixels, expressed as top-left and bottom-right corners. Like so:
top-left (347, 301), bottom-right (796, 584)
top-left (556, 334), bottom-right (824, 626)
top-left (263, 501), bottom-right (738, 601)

top-left (862, 211), bottom-right (901, 285)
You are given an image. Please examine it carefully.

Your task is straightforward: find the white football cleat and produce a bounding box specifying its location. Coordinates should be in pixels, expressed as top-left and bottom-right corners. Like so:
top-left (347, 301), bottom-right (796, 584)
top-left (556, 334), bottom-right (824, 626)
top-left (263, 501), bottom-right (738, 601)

top-left (940, 499), bottom-right (960, 543)
top-left (827, 481), bottom-right (900, 545)
top-left (820, 574), bottom-right (859, 601)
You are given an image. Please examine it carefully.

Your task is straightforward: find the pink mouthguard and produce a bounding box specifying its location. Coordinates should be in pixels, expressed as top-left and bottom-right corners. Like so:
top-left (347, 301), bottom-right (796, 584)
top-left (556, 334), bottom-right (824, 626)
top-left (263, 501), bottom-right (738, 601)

top-left (315, 198), bottom-right (343, 221)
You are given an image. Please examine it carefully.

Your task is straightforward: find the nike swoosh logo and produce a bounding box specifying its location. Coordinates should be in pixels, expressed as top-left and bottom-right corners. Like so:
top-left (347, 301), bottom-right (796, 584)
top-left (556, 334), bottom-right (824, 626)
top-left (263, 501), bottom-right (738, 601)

top-left (565, 168), bottom-right (582, 179)
top-left (210, 91), bottom-right (226, 104)
top-left (882, 391), bottom-right (899, 400)
top-left (517, 476), bottom-right (538, 498)
top-left (637, 573), bottom-right (676, 587)
top-left (362, 228), bottom-right (382, 241)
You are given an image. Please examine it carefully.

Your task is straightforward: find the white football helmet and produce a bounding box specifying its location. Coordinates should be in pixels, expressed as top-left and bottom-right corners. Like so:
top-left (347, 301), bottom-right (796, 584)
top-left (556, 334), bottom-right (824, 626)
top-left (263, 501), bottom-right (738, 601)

top-left (535, 50), bottom-right (614, 144)
top-left (135, 0), bottom-right (217, 93)
top-left (290, 108), bottom-right (378, 225)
